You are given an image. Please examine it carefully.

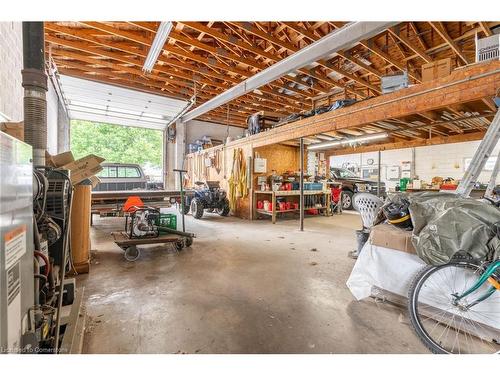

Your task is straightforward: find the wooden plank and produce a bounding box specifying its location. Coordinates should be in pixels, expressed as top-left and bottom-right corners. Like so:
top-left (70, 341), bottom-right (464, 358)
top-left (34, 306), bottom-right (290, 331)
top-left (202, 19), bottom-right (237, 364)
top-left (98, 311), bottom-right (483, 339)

top-left (336, 51), bottom-right (383, 78)
top-left (225, 61), bottom-right (500, 148)
top-left (281, 22), bottom-right (317, 42)
top-left (82, 21), bottom-right (319, 100)
top-left (227, 22), bottom-right (372, 98)
top-left (479, 22), bottom-right (493, 37)
top-left (429, 22), bottom-right (470, 64)
top-left (45, 24), bottom-right (306, 112)
top-left (359, 39), bottom-right (422, 82)
top-left (180, 22), bottom-right (364, 98)
top-left (387, 26), bottom-right (433, 63)
top-left (409, 22), bottom-right (428, 51)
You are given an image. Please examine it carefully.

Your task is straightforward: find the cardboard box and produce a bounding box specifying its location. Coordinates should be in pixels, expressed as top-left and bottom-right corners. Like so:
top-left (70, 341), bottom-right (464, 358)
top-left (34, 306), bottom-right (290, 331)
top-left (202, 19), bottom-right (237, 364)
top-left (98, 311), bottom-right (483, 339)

top-left (370, 223), bottom-right (416, 254)
top-left (46, 150), bottom-right (75, 167)
top-left (61, 154), bottom-right (105, 185)
top-left (422, 58), bottom-right (452, 82)
top-left (1, 122), bottom-right (24, 141)
top-left (46, 150), bottom-right (105, 185)
top-left (88, 176), bottom-right (101, 188)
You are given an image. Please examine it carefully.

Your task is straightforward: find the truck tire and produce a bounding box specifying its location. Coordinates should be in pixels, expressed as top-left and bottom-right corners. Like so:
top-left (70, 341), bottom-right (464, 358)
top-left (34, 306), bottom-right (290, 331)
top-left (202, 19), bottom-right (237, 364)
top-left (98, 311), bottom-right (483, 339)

top-left (191, 198), bottom-right (204, 219)
top-left (217, 199), bottom-right (230, 216)
top-left (342, 190), bottom-right (354, 210)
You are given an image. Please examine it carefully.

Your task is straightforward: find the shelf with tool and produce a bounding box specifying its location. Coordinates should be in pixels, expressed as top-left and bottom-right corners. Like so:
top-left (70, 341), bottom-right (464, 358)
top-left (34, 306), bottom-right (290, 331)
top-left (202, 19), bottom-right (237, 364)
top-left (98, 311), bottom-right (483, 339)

top-left (255, 190), bottom-right (332, 224)
top-left (252, 144), bottom-right (332, 223)
top-left (254, 188), bottom-right (331, 224)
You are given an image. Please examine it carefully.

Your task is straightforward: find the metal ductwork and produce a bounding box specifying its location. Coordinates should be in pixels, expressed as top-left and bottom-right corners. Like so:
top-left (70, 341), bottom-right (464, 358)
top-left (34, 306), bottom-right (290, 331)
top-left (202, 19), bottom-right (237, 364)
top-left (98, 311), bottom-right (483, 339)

top-left (22, 22), bottom-right (48, 166)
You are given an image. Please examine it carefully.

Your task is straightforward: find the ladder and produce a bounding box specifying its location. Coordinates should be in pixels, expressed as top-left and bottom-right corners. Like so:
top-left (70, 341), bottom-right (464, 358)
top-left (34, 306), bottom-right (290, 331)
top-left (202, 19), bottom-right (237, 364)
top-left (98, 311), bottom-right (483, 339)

top-left (485, 150), bottom-right (500, 198)
top-left (455, 108), bottom-right (500, 197)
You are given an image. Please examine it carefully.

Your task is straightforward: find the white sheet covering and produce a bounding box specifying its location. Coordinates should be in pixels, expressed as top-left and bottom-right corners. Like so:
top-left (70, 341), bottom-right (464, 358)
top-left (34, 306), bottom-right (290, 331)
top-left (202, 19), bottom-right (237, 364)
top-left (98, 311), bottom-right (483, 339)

top-left (346, 243), bottom-right (500, 333)
top-left (346, 243), bottom-right (425, 301)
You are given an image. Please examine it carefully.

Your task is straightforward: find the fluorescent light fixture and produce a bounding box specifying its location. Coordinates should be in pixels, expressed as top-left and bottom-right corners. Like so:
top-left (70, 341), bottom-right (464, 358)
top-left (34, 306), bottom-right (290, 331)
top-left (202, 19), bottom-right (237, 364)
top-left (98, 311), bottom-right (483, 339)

top-left (143, 21), bottom-right (173, 73)
top-left (307, 133), bottom-right (388, 151)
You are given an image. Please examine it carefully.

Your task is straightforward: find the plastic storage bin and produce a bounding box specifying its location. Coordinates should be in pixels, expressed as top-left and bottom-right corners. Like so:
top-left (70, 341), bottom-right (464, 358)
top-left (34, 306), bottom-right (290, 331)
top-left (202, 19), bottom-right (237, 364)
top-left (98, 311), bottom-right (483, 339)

top-left (304, 182), bottom-right (323, 190)
top-left (155, 213), bottom-right (177, 230)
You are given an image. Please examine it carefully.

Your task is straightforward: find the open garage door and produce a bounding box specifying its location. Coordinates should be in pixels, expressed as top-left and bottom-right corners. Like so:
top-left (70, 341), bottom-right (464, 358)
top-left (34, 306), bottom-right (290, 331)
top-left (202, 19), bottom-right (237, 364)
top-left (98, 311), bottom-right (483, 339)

top-left (58, 75), bottom-right (190, 189)
top-left (59, 75), bottom-right (189, 130)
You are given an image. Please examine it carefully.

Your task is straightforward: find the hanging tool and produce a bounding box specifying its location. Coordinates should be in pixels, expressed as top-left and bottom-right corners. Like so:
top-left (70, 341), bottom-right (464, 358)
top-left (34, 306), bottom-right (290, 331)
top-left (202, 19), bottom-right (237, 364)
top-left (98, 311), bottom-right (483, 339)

top-left (228, 148), bottom-right (248, 212)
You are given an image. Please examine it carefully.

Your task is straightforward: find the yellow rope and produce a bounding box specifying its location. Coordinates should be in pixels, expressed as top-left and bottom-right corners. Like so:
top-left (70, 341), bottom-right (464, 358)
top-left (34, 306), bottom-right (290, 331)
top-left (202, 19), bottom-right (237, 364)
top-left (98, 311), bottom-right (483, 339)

top-left (228, 148), bottom-right (248, 212)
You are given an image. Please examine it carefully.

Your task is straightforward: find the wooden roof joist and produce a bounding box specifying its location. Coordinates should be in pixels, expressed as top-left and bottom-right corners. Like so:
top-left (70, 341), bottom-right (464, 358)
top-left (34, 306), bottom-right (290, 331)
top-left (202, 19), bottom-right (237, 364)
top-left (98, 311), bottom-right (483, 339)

top-left (45, 26), bottom-right (308, 112)
top-left (45, 21), bottom-right (499, 131)
top-left (48, 45), bottom-right (301, 116)
top-left (78, 21), bottom-right (320, 100)
top-left (181, 22), bottom-right (396, 122)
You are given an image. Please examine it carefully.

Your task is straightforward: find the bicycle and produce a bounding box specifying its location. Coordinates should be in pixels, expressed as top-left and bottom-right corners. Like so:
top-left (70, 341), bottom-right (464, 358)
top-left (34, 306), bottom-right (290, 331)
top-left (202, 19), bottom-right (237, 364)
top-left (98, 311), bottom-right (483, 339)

top-left (407, 200), bottom-right (500, 354)
top-left (408, 257), bottom-right (500, 354)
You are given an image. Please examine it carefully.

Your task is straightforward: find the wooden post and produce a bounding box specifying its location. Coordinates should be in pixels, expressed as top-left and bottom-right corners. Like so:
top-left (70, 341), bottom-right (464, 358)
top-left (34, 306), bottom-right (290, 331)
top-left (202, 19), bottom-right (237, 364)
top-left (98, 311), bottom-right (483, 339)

top-left (70, 184), bottom-right (91, 273)
top-left (272, 191), bottom-right (276, 224)
top-left (377, 150), bottom-right (381, 197)
top-left (300, 137), bottom-right (304, 231)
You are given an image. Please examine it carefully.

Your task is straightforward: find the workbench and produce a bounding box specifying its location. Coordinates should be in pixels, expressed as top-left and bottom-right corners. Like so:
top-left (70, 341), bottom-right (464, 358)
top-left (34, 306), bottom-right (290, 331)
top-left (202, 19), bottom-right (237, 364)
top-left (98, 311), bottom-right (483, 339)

top-left (254, 190), bottom-right (331, 224)
top-left (91, 189), bottom-right (195, 218)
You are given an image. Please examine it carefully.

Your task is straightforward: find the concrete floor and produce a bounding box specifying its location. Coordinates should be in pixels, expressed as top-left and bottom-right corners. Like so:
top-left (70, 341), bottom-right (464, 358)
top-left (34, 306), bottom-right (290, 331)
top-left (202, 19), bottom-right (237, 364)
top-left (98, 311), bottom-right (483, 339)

top-left (79, 210), bottom-right (427, 353)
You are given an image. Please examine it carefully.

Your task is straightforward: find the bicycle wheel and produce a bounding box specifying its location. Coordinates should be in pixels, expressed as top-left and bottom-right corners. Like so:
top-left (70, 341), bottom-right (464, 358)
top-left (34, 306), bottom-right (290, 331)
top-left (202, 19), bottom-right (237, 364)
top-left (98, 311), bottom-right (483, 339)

top-left (408, 261), bottom-right (500, 354)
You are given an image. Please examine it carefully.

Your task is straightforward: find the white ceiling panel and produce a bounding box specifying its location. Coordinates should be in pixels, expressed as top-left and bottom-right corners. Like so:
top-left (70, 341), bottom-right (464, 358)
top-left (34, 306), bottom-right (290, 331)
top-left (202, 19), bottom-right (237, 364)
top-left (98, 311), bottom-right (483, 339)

top-left (59, 75), bottom-right (188, 130)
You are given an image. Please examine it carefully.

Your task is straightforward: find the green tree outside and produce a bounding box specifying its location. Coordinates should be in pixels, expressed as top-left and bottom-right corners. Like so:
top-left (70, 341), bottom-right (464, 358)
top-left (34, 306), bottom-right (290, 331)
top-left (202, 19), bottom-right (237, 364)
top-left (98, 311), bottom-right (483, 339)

top-left (70, 120), bottom-right (163, 168)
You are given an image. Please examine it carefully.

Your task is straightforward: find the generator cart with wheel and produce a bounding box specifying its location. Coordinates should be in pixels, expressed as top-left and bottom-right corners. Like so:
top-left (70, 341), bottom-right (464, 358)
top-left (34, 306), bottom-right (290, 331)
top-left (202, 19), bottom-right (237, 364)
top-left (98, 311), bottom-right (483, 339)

top-left (112, 169), bottom-right (195, 261)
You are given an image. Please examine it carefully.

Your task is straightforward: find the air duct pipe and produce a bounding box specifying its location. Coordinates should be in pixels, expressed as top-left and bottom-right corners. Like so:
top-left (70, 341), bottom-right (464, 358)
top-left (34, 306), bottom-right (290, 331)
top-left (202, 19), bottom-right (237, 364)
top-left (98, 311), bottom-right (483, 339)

top-left (22, 22), bottom-right (48, 166)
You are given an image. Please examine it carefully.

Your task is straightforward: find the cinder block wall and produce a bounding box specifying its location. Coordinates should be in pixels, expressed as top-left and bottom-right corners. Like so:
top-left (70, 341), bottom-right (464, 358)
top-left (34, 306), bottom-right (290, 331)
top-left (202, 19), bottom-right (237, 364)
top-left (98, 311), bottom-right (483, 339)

top-left (0, 22), bottom-right (23, 121)
top-left (330, 140), bottom-right (500, 189)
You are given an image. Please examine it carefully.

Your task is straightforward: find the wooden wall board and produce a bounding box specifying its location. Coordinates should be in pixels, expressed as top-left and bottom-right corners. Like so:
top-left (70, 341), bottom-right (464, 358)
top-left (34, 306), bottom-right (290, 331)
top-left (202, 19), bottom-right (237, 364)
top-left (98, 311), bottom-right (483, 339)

top-left (225, 60), bottom-right (500, 149)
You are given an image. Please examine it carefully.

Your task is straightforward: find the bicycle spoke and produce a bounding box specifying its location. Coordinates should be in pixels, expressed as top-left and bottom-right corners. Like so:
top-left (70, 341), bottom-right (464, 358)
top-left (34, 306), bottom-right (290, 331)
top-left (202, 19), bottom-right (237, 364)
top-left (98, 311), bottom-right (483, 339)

top-left (436, 312), bottom-right (455, 350)
top-left (463, 311), bottom-right (497, 352)
top-left (410, 262), bottom-right (500, 354)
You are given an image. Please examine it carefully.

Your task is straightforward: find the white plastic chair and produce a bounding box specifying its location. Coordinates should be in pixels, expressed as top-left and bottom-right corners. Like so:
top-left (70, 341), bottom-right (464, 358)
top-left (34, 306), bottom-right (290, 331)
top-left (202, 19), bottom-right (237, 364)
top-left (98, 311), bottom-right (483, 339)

top-left (353, 193), bottom-right (384, 230)
top-left (348, 193), bottom-right (384, 259)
